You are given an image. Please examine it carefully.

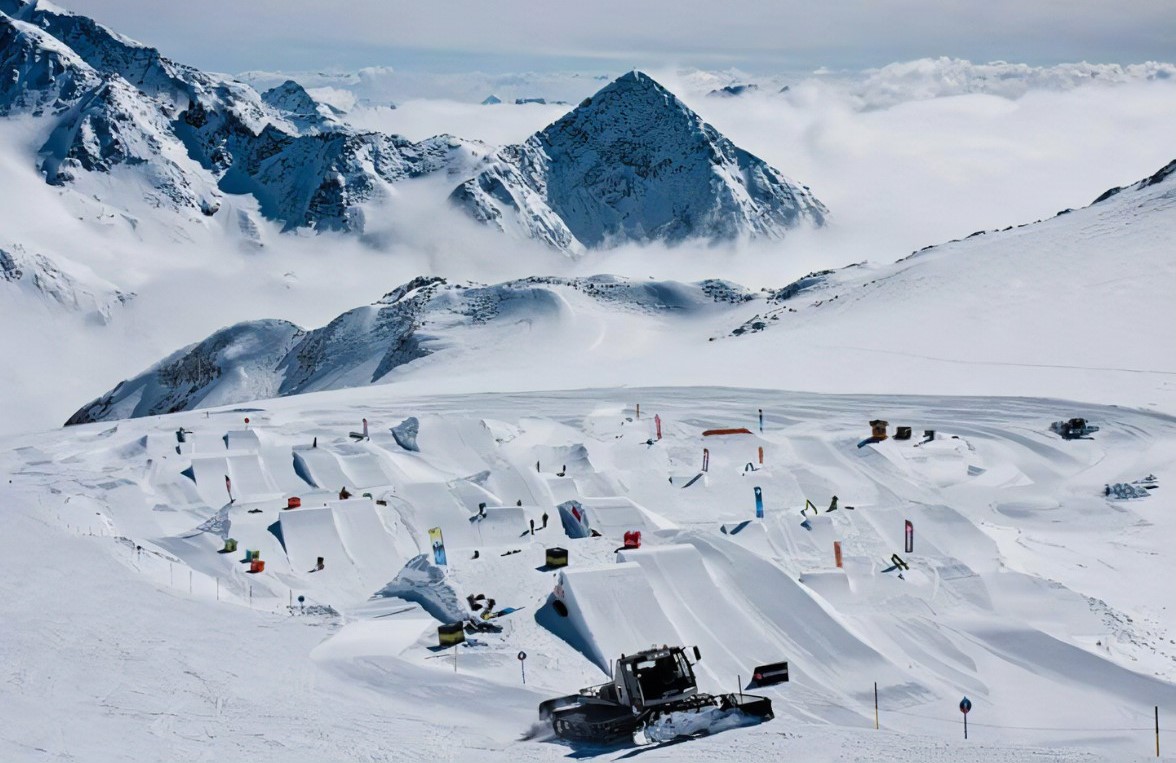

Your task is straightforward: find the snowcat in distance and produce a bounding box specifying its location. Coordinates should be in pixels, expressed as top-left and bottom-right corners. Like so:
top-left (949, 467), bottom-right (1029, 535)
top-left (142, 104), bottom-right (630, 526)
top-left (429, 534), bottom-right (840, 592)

top-left (538, 645), bottom-right (773, 744)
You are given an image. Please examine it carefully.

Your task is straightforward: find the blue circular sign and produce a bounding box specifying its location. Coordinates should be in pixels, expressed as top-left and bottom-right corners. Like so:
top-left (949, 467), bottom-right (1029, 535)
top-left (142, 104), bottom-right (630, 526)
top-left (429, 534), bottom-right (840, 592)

top-left (959, 697), bottom-right (972, 714)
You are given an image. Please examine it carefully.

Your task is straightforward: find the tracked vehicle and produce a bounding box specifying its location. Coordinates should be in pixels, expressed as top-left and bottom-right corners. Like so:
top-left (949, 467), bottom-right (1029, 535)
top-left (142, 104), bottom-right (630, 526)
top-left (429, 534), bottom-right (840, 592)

top-left (538, 645), bottom-right (773, 744)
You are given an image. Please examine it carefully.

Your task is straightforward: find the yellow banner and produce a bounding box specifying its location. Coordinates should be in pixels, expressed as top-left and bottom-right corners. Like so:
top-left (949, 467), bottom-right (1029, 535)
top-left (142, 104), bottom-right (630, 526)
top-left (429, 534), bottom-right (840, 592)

top-left (428, 527), bottom-right (447, 566)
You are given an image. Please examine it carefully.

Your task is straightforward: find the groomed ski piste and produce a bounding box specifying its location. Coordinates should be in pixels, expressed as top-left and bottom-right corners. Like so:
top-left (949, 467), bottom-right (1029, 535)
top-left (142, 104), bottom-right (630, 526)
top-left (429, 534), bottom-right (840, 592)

top-left (3, 386), bottom-right (1175, 761)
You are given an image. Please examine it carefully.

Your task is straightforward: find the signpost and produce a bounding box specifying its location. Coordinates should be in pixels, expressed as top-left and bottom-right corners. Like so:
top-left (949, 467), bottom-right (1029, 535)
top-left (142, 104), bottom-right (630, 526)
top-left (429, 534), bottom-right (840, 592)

top-left (518, 651), bottom-right (528, 684)
top-left (960, 696), bottom-right (972, 739)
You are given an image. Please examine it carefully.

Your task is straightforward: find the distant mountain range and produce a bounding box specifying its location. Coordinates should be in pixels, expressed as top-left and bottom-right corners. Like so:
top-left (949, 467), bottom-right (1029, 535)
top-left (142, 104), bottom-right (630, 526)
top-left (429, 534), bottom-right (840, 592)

top-left (66, 152), bottom-right (1176, 423)
top-left (0, 1), bottom-right (824, 252)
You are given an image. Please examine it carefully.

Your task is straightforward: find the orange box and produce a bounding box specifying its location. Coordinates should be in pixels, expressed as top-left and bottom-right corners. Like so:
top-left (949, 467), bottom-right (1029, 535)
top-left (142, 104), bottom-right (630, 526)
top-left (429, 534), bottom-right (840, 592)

top-left (286, 497), bottom-right (301, 509)
top-left (250, 559), bottom-right (265, 573)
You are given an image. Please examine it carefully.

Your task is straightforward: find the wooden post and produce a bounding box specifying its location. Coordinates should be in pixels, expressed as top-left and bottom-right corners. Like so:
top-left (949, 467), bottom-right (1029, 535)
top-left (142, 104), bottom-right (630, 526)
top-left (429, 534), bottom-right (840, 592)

top-left (758, 446), bottom-right (764, 465)
top-left (636, 403), bottom-right (640, 419)
top-left (874, 682), bottom-right (879, 729)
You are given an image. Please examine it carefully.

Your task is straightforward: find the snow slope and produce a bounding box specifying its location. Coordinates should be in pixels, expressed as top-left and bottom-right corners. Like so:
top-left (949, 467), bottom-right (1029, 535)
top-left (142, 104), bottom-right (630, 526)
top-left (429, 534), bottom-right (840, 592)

top-left (68, 156), bottom-right (1176, 424)
top-left (66, 275), bottom-right (755, 423)
top-left (450, 71), bottom-right (827, 252)
top-left (5, 385), bottom-right (1176, 761)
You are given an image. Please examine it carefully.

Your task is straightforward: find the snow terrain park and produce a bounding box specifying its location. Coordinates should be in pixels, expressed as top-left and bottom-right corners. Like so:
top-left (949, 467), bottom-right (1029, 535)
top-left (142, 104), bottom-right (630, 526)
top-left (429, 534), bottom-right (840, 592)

top-left (2, 1), bottom-right (1176, 761)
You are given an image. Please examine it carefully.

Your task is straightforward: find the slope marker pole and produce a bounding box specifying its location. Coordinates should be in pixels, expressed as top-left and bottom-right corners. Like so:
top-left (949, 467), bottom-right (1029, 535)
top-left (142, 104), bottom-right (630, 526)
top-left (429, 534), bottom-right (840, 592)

top-left (874, 682), bottom-right (879, 729)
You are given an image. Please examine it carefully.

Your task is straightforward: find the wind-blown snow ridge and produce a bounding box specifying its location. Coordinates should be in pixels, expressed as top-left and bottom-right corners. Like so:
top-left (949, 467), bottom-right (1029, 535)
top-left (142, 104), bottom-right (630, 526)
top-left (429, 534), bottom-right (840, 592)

top-left (450, 71), bottom-right (827, 253)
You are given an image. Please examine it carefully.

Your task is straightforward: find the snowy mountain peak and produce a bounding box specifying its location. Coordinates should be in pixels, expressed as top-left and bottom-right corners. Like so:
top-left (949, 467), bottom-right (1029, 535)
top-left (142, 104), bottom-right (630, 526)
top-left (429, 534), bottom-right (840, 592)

top-left (0, 12), bottom-right (98, 116)
top-left (450, 70), bottom-right (827, 253)
top-left (261, 79), bottom-right (341, 133)
top-left (0, 3), bottom-right (490, 233)
top-left (262, 80), bottom-right (319, 114)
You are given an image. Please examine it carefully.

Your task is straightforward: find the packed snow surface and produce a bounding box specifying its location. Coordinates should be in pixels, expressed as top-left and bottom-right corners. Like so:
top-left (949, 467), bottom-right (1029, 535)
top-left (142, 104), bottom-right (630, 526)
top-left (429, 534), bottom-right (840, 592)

top-left (4, 386), bottom-right (1175, 761)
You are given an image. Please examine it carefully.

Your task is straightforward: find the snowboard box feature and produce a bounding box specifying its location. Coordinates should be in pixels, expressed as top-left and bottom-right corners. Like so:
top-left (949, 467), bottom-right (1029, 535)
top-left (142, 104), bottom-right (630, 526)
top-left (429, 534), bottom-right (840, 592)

top-left (894, 426), bottom-right (912, 440)
top-left (546, 547), bottom-right (569, 568)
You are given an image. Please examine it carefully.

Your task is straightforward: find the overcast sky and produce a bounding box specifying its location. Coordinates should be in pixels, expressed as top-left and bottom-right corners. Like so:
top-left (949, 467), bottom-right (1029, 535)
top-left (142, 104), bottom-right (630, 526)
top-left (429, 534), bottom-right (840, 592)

top-left (55, 0), bottom-right (1176, 74)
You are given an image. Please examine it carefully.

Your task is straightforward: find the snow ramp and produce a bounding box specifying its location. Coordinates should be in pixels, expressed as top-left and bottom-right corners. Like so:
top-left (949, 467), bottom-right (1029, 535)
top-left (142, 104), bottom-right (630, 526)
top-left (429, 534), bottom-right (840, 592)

top-left (278, 506), bottom-right (354, 584)
top-left (292, 448), bottom-right (352, 491)
top-left (337, 450), bottom-right (394, 489)
top-left (225, 429), bottom-right (261, 451)
top-left (226, 453), bottom-right (282, 502)
top-left (474, 506), bottom-right (528, 546)
top-left (557, 564), bottom-right (681, 672)
top-left (189, 455), bottom-right (231, 507)
top-left (677, 533), bottom-right (915, 699)
top-left (578, 497), bottom-right (673, 538)
top-left (617, 545), bottom-right (786, 687)
top-left (330, 499), bottom-right (406, 588)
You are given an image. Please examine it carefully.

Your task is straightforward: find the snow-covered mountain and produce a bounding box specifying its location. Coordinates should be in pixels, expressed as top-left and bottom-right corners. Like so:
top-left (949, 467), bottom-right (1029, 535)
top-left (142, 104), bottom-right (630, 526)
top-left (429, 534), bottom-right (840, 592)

top-left (69, 153), bottom-right (1176, 424)
top-left (450, 71), bottom-right (827, 253)
top-left (0, 242), bottom-right (131, 322)
top-left (0, 1), bottom-right (486, 233)
top-left (260, 79), bottom-right (343, 134)
top-left (716, 153), bottom-right (1176, 402)
top-left (66, 275), bottom-right (755, 423)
